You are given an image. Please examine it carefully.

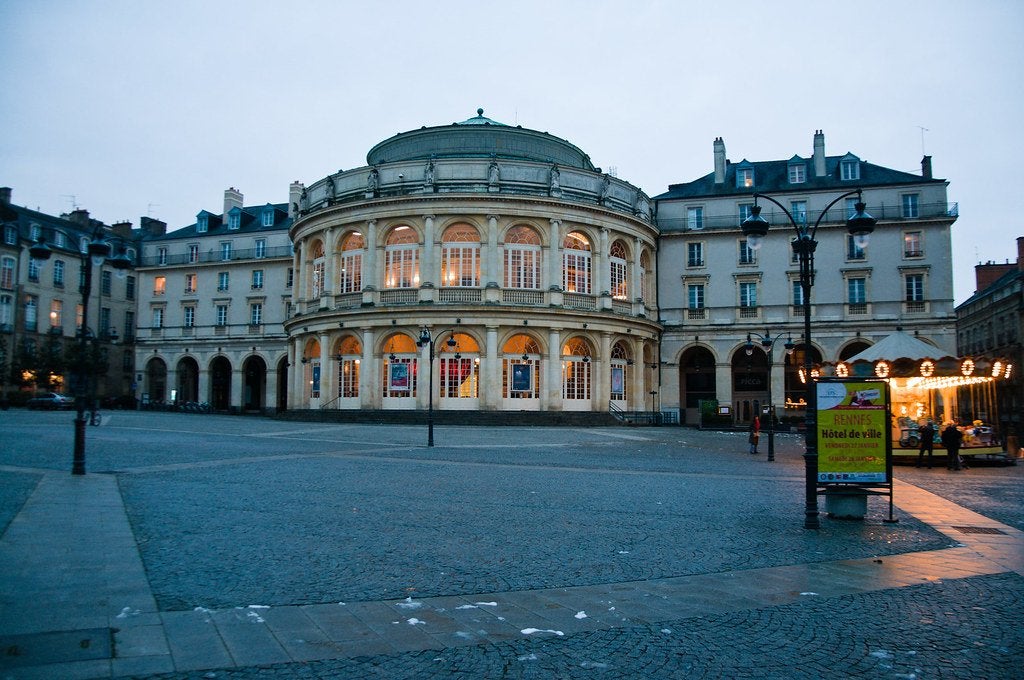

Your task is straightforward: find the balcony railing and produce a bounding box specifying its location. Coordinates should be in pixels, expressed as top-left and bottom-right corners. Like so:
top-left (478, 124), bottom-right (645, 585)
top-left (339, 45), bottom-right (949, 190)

top-left (659, 201), bottom-right (959, 232)
top-left (140, 245), bottom-right (293, 267)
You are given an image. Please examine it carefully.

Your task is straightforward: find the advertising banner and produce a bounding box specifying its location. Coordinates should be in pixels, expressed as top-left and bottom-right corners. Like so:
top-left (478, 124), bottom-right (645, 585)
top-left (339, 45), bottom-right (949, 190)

top-left (816, 379), bottom-right (891, 484)
top-left (389, 362), bottom-right (410, 392)
top-left (511, 363), bottom-right (532, 393)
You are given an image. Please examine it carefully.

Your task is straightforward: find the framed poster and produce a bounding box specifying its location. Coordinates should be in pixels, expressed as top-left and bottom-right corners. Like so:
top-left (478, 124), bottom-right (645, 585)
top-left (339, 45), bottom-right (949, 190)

top-left (511, 363), bottom-right (532, 393)
top-left (815, 378), bottom-right (891, 484)
top-left (610, 366), bottom-right (624, 395)
top-left (389, 362), bottom-right (410, 391)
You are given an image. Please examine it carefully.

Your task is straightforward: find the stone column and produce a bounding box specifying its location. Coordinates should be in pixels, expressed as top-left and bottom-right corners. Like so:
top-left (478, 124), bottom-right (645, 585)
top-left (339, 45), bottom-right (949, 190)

top-left (291, 337), bottom-right (305, 409)
top-left (322, 227), bottom-right (335, 299)
top-left (319, 332), bottom-right (331, 405)
top-left (484, 325), bottom-right (500, 409)
top-left (292, 241), bottom-right (303, 308)
top-left (598, 228), bottom-right (610, 295)
top-left (230, 362), bottom-right (244, 412)
top-left (597, 332), bottom-right (612, 409)
top-left (548, 219), bottom-right (562, 291)
top-left (546, 327), bottom-right (562, 411)
top-left (422, 215), bottom-right (435, 288)
top-left (265, 355), bottom-right (279, 414)
top-left (485, 215), bottom-right (499, 286)
top-left (360, 327), bottom-right (375, 409)
top-left (632, 237), bottom-right (644, 302)
top-left (716, 360), bottom-right (732, 417)
top-left (632, 336), bottom-right (645, 411)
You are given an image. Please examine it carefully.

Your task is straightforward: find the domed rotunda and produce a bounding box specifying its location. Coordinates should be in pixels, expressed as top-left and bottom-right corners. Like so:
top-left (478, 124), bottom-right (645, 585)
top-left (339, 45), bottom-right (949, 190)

top-left (284, 110), bottom-right (661, 413)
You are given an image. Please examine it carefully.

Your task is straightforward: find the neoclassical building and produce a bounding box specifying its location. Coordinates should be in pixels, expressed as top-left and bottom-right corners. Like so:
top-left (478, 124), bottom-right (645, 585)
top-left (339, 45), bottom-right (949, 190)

top-left (284, 110), bottom-right (661, 413)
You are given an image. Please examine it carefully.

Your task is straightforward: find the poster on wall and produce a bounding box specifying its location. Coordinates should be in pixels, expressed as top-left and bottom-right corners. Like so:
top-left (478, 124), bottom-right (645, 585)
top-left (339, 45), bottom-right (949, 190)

top-left (610, 366), bottom-right (624, 395)
top-left (511, 363), bottom-right (532, 393)
top-left (312, 365), bottom-right (321, 395)
top-left (389, 362), bottom-right (410, 392)
top-left (815, 378), bottom-right (891, 484)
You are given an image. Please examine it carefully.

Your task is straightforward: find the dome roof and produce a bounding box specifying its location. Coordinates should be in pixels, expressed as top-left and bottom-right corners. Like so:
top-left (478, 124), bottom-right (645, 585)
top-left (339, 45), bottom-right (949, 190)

top-left (366, 108), bottom-right (595, 171)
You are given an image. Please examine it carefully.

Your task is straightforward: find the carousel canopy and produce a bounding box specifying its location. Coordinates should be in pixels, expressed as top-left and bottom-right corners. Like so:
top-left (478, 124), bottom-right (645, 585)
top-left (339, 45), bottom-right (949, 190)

top-left (846, 330), bottom-right (956, 363)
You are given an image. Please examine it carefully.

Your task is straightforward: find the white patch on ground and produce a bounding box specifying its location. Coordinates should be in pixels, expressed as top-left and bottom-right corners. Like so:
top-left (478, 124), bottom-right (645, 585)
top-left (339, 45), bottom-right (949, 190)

top-left (518, 653), bottom-right (538, 661)
top-left (407, 618), bottom-right (425, 625)
top-left (247, 604), bottom-right (269, 609)
top-left (870, 650), bottom-right (894, 659)
top-left (660, 628), bottom-right (673, 634)
top-left (800, 592), bottom-right (819, 596)
top-left (575, 611), bottom-right (588, 619)
top-left (474, 601), bottom-right (498, 606)
top-left (397, 597), bottom-right (423, 609)
top-left (116, 607), bottom-right (140, 619)
top-left (456, 604), bottom-right (477, 610)
top-left (246, 610), bottom-right (264, 623)
top-left (522, 628), bottom-right (564, 636)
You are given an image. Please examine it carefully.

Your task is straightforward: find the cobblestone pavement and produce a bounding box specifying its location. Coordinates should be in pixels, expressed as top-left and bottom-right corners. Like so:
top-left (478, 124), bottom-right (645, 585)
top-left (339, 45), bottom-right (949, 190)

top-left (0, 410), bottom-right (1021, 679)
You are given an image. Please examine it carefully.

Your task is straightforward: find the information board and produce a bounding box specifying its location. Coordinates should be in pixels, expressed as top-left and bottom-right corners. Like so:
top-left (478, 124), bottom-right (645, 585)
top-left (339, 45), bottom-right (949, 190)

top-left (815, 379), bottom-right (891, 484)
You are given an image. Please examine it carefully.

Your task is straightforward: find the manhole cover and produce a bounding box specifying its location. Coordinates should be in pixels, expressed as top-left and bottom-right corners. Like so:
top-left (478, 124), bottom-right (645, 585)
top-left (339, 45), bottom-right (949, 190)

top-left (0, 628), bottom-right (112, 669)
top-left (951, 525), bottom-right (1007, 535)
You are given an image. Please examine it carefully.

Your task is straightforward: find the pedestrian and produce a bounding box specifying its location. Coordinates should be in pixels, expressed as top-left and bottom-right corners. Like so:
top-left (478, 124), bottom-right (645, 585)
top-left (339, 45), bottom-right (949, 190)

top-left (748, 415), bottom-right (761, 454)
top-left (940, 422), bottom-right (964, 471)
top-left (916, 420), bottom-right (935, 468)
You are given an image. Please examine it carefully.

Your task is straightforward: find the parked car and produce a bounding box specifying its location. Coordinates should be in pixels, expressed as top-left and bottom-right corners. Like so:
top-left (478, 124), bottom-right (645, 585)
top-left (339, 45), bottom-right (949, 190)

top-left (26, 392), bottom-right (74, 410)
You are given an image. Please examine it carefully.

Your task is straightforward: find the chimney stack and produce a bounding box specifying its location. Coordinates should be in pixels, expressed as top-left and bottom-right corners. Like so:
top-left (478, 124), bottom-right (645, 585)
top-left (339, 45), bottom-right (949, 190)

top-left (289, 181), bottom-right (305, 218)
top-left (112, 221), bottom-right (133, 239)
top-left (713, 137), bottom-right (726, 184)
top-left (0, 187), bottom-right (10, 204)
top-left (1018, 236), bottom-right (1024, 272)
top-left (224, 187), bottom-right (243, 217)
top-left (68, 208), bottom-right (91, 227)
top-left (140, 216), bottom-right (167, 237)
top-left (813, 130), bottom-right (826, 177)
top-left (921, 155), bottom-right (933, 179)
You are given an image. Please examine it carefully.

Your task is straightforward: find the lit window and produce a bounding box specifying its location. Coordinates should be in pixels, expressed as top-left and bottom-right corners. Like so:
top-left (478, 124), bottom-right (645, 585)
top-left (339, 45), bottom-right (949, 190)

top-left (503, 225), bottom-right (541, 290)
top-left (0, 257), bottom-right (14, 289)
top-left (154, 276), bottom-right (166, 295)
top-left (50, 299), bottom-right (62, 328)
top-left (736, 167), bottom-right (753, 188)
top-left (340, 232), bottom-right (364, 293)
top-left (441, 224), bottom-right (481, 288)
top-left (609, 241), bottom-right (628, 300)
top-left (384, 227), bottom-right (419, 289)
top-left (185, 273), bottom-right (197, 294)
top-left (562, 232), bottom-right (592, 294)
top-left (904, 231), bottom-right (923, 258)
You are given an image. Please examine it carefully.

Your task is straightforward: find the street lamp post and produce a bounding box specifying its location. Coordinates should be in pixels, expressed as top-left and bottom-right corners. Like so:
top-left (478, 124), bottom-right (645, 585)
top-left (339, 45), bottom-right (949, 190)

top-left (745, 330), bottom-right (794, 462)
top-left (30, 228), bottom-right (131, 475)
top-left (417, 327), bottom-right (456, 447)
top-left (741, 190), bottom-right (875, 528)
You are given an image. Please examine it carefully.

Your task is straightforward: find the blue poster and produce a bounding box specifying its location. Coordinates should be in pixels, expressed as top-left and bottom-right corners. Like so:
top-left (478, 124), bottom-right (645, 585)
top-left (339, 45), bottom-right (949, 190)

top-left (511, 363), bottom-right (532, 393)
top-left (390, 362), bottom-right (410, 391)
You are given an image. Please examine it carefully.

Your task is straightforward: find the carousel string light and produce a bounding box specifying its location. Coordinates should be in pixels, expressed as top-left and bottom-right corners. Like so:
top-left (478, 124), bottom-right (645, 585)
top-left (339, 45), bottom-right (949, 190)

top-left (874, 360), bottom-right (890, 378)
top-left (991, 360), bottom-right (1003, 378)
top-left (835, 362), bottom-right (849, 377)
top-left (919, 360), bottom-right (935, 377)
top-left (1004, 363), bottom-right (1013, 379)
top-left (961, 358), bottom-right (975, 376)
top-left (905, 375), bottom-right (993, 389)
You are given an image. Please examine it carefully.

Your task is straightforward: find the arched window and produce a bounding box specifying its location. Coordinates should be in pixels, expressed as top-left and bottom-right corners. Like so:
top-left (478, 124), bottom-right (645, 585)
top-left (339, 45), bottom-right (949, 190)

top-left (563, 231), bottom-right (591, 294)
top-left (335, 335), bottom-right (362, 398)
top-left (384, 226), bottom-right (419, 289)
top-left (440, 332), bottom-right (480, 398)
top-left (382, 333), bottom-right (418, 397)
top-left (610, 341), bottom-right (631, 402)
top-left (562, 337), bottom-right (592, 400)
top-left (441, 224), bottom-right (480, 287)
top-left (339, 232), bottom-right (364, 294)
top-left (504, 225), bottom-right (542, 289)
top-left (502, 334), bottom-right (541, 400)
top-left (310, 241), bottom-right (325, 298)
top-left (610, 240), bottom-right (628, 300)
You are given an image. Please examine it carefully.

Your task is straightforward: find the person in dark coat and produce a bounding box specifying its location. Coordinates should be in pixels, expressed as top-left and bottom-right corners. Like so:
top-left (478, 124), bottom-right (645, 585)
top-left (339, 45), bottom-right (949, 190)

top-left (916, 421), bottom-right (936, 468)
top-left (748, 416), bottom-right (761, 454)
top-left (940, 422), bottom-right (964, 471)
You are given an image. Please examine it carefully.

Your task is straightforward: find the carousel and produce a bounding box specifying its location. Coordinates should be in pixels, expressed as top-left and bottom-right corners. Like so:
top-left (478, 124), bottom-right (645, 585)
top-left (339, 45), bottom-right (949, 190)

top-left (834, 331), bottom-right (1012, 457)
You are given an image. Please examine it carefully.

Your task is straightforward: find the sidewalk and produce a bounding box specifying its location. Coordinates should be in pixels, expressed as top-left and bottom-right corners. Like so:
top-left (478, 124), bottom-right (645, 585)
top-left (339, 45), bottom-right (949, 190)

top-left (1, 466), bottom-right (1021, 679)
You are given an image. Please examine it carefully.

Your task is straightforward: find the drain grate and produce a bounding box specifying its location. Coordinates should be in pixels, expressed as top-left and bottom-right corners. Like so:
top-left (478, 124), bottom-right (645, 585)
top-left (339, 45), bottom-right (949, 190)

top-left (952, 525), bottom-right (1007, 535)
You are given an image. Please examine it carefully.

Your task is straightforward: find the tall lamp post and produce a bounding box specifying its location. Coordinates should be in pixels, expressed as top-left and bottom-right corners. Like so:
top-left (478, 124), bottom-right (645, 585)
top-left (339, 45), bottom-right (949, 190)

top-left (745, 330), bottom-right (794, 462)
top-left (741, 190), bottom-right (875, 528)
top-left (30, 228), bottom-right (131, 475)
top-left (417, 327), bottom-right (456, 447)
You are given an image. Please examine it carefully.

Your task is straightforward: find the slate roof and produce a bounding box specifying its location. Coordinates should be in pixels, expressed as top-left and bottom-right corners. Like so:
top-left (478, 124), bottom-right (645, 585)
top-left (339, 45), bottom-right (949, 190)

top-left (653, 155), bottom-right (945, 201)
top-left (957, 267), bottom-right (1024, 308)
top-left (150, 203), bottom-right (291, 241)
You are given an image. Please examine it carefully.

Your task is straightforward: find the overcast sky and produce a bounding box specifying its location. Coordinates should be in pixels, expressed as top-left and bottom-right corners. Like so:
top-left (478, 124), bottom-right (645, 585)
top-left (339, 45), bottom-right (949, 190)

top-left (3, 0), bottom-right (1021, 304)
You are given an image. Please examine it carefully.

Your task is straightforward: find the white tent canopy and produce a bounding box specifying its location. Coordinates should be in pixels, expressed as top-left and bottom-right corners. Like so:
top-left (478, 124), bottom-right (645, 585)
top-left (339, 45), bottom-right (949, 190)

top-left (846, 330), bottom-right (957, 363)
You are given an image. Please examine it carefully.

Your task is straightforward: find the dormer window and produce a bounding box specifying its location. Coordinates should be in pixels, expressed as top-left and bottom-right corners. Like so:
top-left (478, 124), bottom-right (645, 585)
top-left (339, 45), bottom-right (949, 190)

top-left (736, 167), bottom-right (754, 188)
top-left (262, 207), bottom-right (275, 227)
top-left (228, 209), bottom-right (241, 230)
top-left (788, 163), bottom-right (806, 184)
top-left (840, 155), bottom-right (860, 181)
top-left (30, 223), bottom-right (41, 241)
top-left (197, 214), bottom-right (208, 233)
